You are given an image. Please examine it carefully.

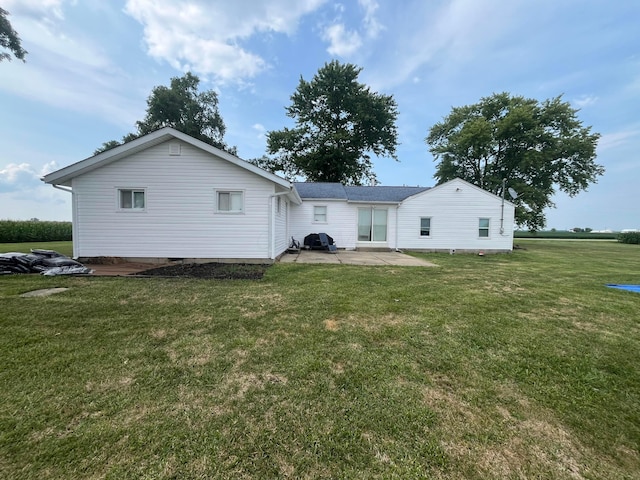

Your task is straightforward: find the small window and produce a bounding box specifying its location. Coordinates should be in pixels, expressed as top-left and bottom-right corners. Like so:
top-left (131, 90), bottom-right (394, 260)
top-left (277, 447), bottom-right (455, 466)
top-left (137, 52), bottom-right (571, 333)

top-left (313, 206), bottom-right (327, 223)
top-left (420, 217), bottom-right (431, 237)
top-left (217, 191), bottom-right (243, 213)
top-left (119, 189), bottom-right (145, 210)
top-left (479, 218), bottom-right (490, 237)
top-left (276, 196), bottom-right (281, 214)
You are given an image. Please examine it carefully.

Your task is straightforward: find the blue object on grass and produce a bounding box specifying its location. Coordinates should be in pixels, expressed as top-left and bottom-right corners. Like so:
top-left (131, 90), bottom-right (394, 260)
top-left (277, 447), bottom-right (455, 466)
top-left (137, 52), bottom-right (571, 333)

top-left (606, 284), bottom-right (640, 293)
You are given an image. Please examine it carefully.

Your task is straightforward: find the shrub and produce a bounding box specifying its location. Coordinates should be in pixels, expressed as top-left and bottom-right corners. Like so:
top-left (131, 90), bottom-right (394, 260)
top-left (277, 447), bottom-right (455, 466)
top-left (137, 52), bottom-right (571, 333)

top-left (0, 220), bottom-right (72, 243)
top-left (617, 231), bottom-right (640, 244)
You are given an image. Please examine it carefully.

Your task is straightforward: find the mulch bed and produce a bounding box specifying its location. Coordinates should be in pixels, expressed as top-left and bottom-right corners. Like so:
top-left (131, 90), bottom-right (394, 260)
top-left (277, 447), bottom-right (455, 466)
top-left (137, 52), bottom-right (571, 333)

top-left (135, 263), bottom-right (270, 279)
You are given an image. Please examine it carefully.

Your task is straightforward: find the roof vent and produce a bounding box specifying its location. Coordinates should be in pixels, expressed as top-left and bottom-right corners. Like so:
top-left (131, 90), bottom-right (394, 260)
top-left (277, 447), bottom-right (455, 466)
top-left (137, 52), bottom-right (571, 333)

top-left (169, 142), bottom-right (181, 156)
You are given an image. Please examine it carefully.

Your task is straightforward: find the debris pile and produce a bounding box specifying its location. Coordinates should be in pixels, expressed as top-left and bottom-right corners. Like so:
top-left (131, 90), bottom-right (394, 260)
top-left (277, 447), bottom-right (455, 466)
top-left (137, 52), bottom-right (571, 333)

top-left (0, 249), bottom-right (93, 276)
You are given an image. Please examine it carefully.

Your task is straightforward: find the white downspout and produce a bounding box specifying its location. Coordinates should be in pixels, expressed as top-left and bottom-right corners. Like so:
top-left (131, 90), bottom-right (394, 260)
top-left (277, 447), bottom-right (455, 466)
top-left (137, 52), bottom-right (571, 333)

top-left (395, 204), bottom-right (401, 252)
top-left (51, 184), bottom-right (77, 258)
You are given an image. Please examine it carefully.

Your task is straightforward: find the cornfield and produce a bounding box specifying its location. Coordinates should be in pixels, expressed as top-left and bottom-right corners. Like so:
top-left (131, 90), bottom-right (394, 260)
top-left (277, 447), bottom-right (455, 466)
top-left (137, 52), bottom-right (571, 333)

top-left (618, 231), bottom-right (640, 244)
top-left (0, 220), bottom-right (72, 243)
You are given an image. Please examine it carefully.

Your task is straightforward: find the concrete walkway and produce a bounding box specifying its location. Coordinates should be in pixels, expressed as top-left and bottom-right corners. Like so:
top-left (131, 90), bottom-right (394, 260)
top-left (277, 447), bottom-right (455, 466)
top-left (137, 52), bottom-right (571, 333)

top-left (279, 249), bottom-right (436, 266)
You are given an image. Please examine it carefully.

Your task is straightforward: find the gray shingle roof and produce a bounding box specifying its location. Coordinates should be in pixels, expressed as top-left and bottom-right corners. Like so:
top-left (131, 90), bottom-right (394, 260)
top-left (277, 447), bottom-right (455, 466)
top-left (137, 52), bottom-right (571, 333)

top-left (294, 182), bottom-right (430, 203)
top-left (293, 183), bottom-right (347, 199)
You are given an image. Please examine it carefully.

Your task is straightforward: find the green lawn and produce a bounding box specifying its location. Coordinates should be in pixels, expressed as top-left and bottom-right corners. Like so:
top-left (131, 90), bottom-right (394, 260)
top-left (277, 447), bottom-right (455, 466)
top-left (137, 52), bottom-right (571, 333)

top-left (0, 241), bottom-right (73, 258)
top-left (1, 240), bottom-right (639, 479)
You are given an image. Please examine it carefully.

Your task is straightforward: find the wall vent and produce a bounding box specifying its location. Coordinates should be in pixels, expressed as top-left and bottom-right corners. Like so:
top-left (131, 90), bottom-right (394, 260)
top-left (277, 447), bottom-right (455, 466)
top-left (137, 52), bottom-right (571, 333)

top-left (169, 143), bottom-right (181, 156)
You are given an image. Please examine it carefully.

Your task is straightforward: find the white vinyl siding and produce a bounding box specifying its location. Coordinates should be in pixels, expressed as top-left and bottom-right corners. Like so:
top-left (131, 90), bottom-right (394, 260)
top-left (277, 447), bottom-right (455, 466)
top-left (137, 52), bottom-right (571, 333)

top-left (395, 178), bottom-right (514, 252)
top-left (72, 140), bottom-right (281, 259)
top-left (289, 200), bottom-right (356, 249)
top-left (273, 195), bottom-right (289, 255)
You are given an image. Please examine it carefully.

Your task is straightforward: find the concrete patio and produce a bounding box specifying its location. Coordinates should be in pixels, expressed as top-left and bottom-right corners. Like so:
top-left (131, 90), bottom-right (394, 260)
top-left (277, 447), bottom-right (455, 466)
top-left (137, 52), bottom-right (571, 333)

top-left (279, 249), bottom-right (436, 266)
top-left (84, 250), bottom-right (437, 276)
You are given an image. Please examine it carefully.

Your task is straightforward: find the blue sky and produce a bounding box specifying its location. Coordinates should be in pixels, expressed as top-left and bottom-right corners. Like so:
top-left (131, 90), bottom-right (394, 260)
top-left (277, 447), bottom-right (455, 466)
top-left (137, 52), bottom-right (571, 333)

top-left (1, 0), bottom-right (638, 230)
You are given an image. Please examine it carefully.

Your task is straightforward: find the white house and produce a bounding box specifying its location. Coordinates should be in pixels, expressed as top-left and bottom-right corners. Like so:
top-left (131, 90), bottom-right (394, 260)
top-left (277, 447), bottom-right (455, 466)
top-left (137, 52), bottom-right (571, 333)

top-left (291, 179), bottom-right (514, 253)
top-left (42, 128), bottom-right (301, 262)
top-left (43, 127), bottom-right (515, 262)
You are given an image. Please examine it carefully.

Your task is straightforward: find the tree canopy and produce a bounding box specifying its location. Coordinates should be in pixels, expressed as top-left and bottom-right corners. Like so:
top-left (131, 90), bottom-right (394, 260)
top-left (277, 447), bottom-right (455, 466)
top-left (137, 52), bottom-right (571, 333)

top-left (95, 72), bottom-right (233, 154)
top-left (261, 60), bottom-right (399, 185)
top-left (1, 8), bottom-right (27, 62)
top-left (426, 92), bottom-right (603, 231)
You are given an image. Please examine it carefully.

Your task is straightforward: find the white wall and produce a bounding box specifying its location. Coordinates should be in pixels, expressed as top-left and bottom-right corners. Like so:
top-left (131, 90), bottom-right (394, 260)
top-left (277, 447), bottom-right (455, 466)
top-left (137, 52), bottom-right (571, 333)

top-left (289, 200), bottom-right (357, 249)
top-left (72, 140), bottom-right (279, 260)
top-left (396, 179), bottom-right (514, 252)
top-left (273, 195), bottom-right (289, 257)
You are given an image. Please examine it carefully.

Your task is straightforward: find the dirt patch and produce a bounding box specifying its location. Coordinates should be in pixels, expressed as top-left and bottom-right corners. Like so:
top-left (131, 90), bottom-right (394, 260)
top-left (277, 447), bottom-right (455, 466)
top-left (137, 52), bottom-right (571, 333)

top-left (20, 287), bottom-right (70, 297)
top-left (324, 319), bottom-right (339, 331)
top-left (135, 263), bottom-right (270, 279)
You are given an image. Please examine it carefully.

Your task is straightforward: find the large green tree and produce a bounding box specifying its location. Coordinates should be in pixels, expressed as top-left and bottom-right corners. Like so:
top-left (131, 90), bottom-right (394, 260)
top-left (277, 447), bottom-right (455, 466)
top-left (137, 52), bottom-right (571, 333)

top-left (426, 92), bottom-right (603, 231)
top-left (262, 60), bottom-right (399, 185)
top-left (1, 8), bottom-right (27, 62)
top-left (95, 72), bottom-right (233, 154)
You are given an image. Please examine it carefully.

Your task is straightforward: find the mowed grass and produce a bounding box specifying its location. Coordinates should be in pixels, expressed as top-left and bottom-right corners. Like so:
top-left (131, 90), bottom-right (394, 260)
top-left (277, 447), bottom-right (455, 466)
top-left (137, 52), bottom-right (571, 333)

top-left (0, 241), bottom-right (74, 258)
top-left (0, 240), bottom-right (639, 479)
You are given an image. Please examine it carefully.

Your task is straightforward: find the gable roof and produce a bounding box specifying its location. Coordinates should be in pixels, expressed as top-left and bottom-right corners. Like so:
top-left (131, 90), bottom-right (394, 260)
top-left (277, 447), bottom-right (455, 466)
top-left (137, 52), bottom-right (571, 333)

top-left (414, 177), bottom-right (515, 206)
top-left (42, 127), bottom-right (300, 202)
top-left (294, 182), bottom-right (430, 203)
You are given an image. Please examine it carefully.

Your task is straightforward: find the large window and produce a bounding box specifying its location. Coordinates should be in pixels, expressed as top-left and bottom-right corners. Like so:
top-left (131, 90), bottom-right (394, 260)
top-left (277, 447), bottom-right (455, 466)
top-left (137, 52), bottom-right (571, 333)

top-left (420, 217), bottom-right (431, 237)
top-left (313, 206), bottom-right (327, 223)
top-left (217, 191), bottom-right (243, 213)
top-left (119, 189), bottom-right (145, 210)
top-left (479, 218), bottom-right (490, 237)
top-left (358, 208), bottom-right (387, 242)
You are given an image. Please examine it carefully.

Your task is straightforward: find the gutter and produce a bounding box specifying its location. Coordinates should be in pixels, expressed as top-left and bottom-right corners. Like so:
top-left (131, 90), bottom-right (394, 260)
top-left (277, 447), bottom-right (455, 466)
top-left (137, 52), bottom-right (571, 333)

top-left (51, 184), bottom-right (72, 193)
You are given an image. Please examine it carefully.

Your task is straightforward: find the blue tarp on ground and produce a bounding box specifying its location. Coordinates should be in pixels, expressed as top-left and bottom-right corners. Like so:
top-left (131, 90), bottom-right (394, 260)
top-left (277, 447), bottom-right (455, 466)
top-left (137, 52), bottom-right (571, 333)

top-left (606, 284), bottom-right (640, 293)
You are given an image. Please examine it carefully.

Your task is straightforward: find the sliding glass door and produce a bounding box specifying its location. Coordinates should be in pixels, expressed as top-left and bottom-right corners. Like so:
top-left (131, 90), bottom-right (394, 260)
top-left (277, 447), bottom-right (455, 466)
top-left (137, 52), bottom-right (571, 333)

top-left (358, 207), bottom-right (387, 242)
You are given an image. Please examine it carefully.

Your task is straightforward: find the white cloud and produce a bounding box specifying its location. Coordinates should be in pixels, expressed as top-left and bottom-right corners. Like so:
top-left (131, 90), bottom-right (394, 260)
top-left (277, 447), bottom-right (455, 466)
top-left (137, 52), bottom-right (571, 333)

top-left (0, 188), bottom-right (71, 221)
top-left (321, 0), bottom-right (382, 58)
top-left (359, 0), bottom-right (383, 38)
top-left (0, 162), bottom-right (44, 192)
top-left (0, 163), bottom-right (34, 182)
top-left (365, 0), bottom-right (519, 89)
top-left (323, 23), bottom-right (363, 57)
top-left (123, 0), bottom-right (326, 83)
top-left (0, 3), bottom-right (145, 128)
top-left (3, 0), bottom-right (67, 20)
top-left (573, 94), bottom-right (598, 108)
top-left (0, 161), bottom-right (71, 220)
top-left (598, 128), bottom-right (640, 152)
top-left (40, 161), bottom-right (59, 177)
top-left (252, 123), bottom-right (266, 139)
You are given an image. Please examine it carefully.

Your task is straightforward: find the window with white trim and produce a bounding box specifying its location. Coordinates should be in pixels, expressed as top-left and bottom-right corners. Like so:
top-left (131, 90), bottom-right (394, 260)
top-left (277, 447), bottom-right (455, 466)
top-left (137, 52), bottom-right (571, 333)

top-left (313, 205), bottom-right (327, 223)
top-left (217, 191), bottom-right (243, 213)
top-left (420, 217), bottom-right (431, 237)
top-left (276, 196), bottom-right (281, 214)
top-left (479, 218), bottom-right (490, 237)
top-left (118, 189), bottom-right (145, 210)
